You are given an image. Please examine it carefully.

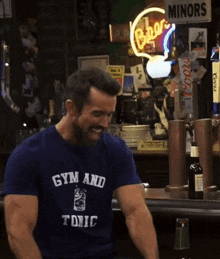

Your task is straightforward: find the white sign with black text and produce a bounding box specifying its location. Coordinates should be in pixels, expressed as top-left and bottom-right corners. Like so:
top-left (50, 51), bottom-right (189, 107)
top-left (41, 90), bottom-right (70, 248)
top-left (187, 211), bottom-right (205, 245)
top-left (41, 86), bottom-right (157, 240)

top-left (165, 0), bottom-right (211, 24)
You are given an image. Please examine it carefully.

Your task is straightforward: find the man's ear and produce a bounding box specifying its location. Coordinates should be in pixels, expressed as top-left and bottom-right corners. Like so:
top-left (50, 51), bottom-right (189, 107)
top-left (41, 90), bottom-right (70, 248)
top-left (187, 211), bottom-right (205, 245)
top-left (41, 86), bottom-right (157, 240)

top-left (65, 99), bottom-right (76, 116)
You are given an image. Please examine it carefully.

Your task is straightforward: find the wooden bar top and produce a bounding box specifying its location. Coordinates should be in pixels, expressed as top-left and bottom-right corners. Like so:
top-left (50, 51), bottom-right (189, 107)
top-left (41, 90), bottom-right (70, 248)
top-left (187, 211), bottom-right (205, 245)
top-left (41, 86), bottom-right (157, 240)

top-left (112, 188), bottom-right (220, 221)
top-left (1, 188), bottom-right (220, 220)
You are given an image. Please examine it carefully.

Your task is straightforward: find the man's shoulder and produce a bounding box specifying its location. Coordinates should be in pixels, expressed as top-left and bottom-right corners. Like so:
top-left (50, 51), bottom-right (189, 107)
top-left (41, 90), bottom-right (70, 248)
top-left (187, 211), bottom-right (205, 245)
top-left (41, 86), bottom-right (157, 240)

top-left (101, 132), bottom-right (129, 153)
top-left (12, 126), bottom-right (54, 158)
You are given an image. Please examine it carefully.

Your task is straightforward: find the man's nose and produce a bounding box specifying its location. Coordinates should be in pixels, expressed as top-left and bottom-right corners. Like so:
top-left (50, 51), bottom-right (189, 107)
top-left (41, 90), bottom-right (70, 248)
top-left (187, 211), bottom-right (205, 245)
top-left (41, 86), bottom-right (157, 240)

top-left (99, 115), bottom-right (111, 128)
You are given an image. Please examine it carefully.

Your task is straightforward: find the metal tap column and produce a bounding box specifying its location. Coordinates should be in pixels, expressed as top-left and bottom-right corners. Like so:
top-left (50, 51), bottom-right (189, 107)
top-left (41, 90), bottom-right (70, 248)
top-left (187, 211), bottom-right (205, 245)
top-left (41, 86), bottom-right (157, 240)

top-left (166, 120), bottom-right (188, 196)
top-left (194, 118), bottom-right (217, 199)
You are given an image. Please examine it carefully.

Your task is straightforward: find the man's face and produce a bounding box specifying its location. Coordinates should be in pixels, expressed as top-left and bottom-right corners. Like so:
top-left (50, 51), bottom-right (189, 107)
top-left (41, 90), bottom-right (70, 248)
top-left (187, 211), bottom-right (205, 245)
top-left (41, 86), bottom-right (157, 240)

top-left (72, 87), bottom-right (117, 146)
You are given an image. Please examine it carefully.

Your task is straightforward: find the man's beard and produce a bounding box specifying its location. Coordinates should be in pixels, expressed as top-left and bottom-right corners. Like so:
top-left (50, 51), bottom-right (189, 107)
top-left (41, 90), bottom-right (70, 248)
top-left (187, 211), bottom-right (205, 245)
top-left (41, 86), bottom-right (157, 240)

top-left (72, 120), bottom-right (105, 146)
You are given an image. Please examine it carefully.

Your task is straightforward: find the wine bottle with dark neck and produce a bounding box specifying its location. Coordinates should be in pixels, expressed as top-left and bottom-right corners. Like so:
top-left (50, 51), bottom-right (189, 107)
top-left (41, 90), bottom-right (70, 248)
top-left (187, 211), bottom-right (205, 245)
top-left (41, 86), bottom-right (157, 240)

top-left (188, 142), bottom-right (203, 199)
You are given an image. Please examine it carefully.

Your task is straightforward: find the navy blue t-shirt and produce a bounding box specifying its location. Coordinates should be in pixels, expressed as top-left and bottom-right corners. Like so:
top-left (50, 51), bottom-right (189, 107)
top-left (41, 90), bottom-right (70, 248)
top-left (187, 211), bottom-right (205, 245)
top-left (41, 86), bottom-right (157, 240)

top-left (2, 126), bottom-right (141, 259)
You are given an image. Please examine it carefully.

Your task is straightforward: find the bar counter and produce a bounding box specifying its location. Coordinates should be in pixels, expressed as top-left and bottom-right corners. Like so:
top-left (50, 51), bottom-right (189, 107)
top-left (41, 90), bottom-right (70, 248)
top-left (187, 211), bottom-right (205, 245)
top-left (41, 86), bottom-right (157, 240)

top-left (1, 188), bottom-right (220, 221)
top-left (1, 187), bottom-right (220, 258)
top-left (113, 188), bottom-right (220, 221)
top-left (1, 149), bottom-right (220, 221)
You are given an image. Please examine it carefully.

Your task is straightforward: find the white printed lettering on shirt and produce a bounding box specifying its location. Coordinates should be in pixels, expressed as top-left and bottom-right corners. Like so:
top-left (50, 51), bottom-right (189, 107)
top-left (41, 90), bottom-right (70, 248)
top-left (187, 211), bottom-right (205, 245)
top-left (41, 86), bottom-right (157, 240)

top-left (52, 172), bottom-right (106, 188)
top-left (83, 173), bottom-right (106, 188)
top-left (62, 215), bottom-right (98, 228)
top-left (52, 171), bottom-right (79, 187)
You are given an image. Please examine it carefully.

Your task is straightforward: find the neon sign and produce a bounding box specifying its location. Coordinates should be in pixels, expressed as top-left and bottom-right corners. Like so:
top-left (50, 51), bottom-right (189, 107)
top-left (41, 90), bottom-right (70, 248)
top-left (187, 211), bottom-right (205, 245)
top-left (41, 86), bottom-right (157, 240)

top-left (135, 19), bottom-right (169, 48)
top-left (130, 7), bottom-right (176, 61)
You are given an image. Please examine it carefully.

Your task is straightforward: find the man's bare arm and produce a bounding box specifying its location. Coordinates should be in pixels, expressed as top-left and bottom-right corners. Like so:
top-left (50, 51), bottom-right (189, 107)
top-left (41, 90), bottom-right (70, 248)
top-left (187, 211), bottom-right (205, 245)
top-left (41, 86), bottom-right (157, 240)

top-left (115, 184), bottom-right (159, 259)
top-left (4, 194), bottom-right (42, 259)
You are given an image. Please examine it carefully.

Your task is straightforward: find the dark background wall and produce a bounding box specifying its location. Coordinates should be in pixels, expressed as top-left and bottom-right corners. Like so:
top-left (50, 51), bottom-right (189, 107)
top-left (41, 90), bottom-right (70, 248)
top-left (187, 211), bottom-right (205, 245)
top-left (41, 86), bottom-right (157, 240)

top-left (0, 0), bottom-right (147, 140)
top-left (0, 0), bottom-right (220, 148)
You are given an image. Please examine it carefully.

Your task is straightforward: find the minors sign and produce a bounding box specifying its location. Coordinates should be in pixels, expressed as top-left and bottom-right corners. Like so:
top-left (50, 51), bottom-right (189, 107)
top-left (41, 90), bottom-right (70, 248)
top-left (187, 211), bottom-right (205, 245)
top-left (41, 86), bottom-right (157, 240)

top-left (165, 0), bottom-right (211, 24)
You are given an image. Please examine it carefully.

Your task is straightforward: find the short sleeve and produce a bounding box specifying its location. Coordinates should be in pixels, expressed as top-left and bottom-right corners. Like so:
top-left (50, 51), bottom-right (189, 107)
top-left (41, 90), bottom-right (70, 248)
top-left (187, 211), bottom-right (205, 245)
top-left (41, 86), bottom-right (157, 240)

top-left (1, 145), bottom-right (40, 197)
top-left (111, 138), bottom-right (142, 190)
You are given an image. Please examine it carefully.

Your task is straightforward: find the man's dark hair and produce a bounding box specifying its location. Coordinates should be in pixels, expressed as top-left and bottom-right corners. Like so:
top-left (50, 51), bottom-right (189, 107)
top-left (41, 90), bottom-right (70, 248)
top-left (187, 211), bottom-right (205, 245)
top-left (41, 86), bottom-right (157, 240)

top-left (63, 67), bottom-right (121, 112)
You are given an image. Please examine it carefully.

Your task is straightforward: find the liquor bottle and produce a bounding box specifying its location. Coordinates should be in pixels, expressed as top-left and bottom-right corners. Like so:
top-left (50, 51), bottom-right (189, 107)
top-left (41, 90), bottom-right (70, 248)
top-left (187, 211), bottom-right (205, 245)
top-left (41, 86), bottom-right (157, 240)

top-left (188, 142), bottom-right (203, 199)
top-left (44, 99), bottom-right (59, 126)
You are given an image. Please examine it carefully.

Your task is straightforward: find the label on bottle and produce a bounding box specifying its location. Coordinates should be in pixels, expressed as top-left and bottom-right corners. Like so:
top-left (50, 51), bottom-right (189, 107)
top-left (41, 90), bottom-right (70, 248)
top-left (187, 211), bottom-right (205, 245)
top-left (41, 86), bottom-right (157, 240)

top-left (195, 174), bottom-right (203, 192)
top-left (49, 100), bottom-right (55, 117)
top-left (191, 145), bottom-right (199, 157)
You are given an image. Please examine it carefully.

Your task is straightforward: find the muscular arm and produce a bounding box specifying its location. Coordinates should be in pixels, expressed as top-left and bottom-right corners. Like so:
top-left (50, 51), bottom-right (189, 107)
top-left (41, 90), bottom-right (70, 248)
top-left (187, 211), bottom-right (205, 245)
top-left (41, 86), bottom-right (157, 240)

top-left (4, 195), bottom-right (42, 259)
top-left (115, 184), bottom-right (159, 259)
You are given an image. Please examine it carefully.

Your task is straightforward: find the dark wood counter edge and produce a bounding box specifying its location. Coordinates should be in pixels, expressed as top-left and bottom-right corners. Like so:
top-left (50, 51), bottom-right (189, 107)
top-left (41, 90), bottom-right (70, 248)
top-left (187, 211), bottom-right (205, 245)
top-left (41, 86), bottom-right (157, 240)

top-left (131, 150), bottom-right (220, 156)
top-left (2, 194), bottom-right (220, 221)
top-left (111, 198), bottom-right (220, 221)
top-left (132, 151), bottom-right (169, 156)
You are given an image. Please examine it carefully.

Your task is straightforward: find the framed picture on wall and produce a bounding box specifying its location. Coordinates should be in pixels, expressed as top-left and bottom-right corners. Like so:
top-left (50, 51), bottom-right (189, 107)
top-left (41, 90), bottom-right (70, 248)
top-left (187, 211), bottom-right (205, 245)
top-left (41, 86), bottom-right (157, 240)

top-left (189, 28), bottom-right (207, 59)
top-left (78, 55), bottom-right (109, 71)
top-left (107, 65), bottom-right (125, 95)
top-left (123, 73), bottom-right (134, 94)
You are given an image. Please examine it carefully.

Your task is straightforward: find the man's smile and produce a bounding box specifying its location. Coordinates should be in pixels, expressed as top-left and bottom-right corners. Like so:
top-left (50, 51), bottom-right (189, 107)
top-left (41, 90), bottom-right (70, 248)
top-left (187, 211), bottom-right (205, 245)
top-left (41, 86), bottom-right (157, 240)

top-left (91, 128), bottom-right (102, 133)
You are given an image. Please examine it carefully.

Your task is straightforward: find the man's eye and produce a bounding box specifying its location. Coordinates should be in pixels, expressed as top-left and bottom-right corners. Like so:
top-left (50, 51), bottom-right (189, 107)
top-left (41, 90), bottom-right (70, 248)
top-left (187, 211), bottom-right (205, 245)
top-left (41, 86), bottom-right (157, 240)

top-left (93, 112), bottom-right (113, 118)
top-left (93, 112), bottom-right (103, 117)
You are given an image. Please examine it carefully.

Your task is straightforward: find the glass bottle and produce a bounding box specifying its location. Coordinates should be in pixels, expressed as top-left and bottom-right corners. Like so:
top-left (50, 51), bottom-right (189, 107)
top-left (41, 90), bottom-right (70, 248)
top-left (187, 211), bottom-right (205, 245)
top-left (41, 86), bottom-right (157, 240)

top-left (188, 142), bottom-right (203, 199)
top-left (174, 218), bottom-right (191, 259)
top-left (44, 99), bottom-right (59, 126)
